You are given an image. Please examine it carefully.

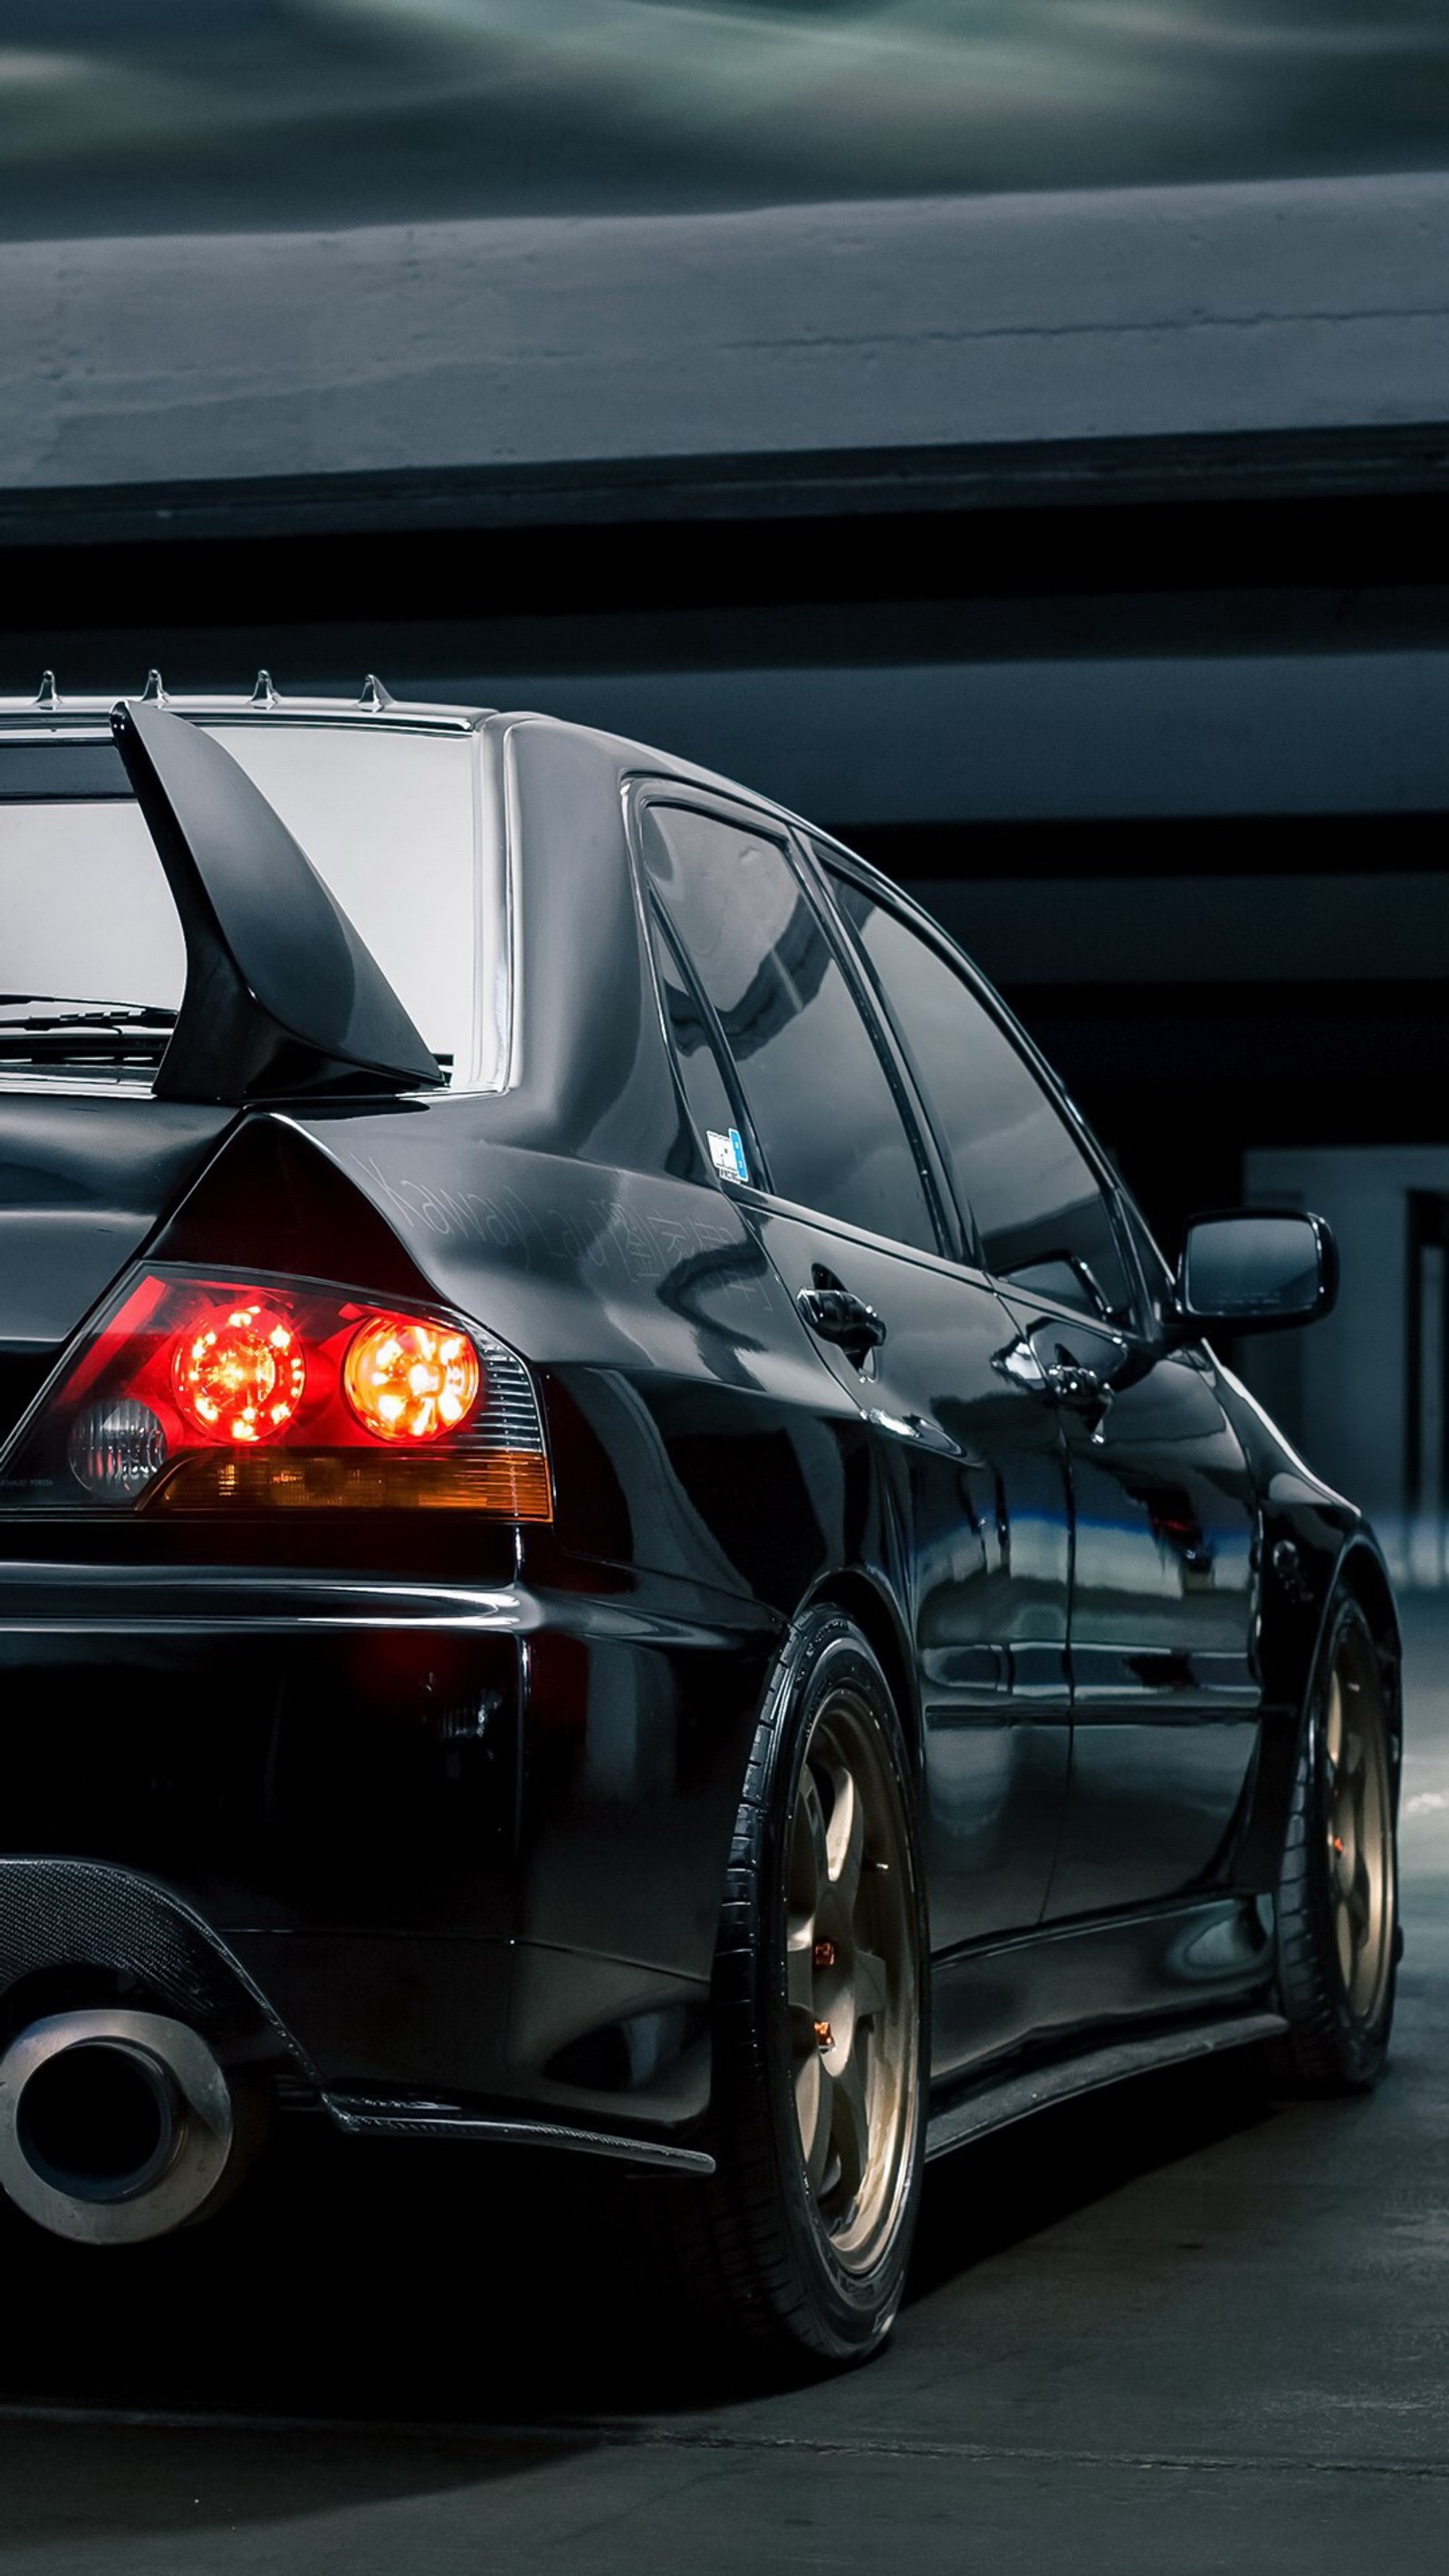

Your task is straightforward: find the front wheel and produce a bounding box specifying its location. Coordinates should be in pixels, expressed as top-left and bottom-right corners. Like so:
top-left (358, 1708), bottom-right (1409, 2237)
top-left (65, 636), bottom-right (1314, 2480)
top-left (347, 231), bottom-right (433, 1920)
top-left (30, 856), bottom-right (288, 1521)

top-left (667, 1610), bottom-right (927, 2367)
top-left (1275, 1591), bottom-right (1401, 2091)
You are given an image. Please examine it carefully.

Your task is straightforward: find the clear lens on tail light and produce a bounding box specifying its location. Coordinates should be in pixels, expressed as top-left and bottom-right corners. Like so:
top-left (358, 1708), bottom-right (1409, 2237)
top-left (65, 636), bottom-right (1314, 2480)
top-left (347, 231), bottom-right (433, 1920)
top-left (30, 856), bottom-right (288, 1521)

top-left (0, 1269), bottom-right (550, 1517)
top-left (67, 1399), bottom-right (168, 1501)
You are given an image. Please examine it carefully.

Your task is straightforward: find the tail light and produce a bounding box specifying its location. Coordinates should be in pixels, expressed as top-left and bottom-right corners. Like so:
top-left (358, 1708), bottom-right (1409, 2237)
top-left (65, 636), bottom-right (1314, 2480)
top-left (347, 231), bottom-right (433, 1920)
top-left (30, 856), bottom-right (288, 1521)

top-left (0, 1269), bottom-right (551, 1517)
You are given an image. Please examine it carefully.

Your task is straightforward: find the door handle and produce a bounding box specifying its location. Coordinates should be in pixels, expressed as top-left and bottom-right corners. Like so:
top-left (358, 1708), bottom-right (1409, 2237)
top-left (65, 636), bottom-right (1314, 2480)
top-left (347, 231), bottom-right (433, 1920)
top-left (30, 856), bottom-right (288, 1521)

top-left (1041, 1360), bottom-right (1114, 1441)
top-left (1041, 1361), bottom-right (1102, 1407)
top-left (798, 1284), bottom-right (887, 1370)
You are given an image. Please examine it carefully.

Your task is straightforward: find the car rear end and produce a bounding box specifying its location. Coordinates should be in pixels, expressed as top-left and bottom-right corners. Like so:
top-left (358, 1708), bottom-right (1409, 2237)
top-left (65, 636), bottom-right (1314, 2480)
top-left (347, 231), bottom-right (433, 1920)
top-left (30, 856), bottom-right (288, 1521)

top-left (0, 691), bottom-right (740, 2245)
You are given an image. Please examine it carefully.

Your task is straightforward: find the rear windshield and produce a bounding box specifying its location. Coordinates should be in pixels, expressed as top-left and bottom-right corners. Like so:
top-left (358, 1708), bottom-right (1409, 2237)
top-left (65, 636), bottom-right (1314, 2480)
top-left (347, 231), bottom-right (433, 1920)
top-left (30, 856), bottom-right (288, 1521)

top-left (0, 720), bottom-right (500, 1089)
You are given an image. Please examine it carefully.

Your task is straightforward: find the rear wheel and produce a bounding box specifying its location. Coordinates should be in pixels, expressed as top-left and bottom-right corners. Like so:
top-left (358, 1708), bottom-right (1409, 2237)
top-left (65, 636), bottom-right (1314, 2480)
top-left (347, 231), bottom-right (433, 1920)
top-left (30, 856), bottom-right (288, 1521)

top-left (666, 1610), bottom-right (926, 2366)
top-left (1275, 1593), bottom-right (1400, 2091)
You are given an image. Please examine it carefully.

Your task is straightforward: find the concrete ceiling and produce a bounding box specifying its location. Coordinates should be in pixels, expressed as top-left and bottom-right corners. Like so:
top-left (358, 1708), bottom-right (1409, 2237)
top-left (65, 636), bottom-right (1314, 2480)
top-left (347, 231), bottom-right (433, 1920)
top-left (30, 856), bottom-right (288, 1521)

top-left (2, 1), bottom-right (1447, 237)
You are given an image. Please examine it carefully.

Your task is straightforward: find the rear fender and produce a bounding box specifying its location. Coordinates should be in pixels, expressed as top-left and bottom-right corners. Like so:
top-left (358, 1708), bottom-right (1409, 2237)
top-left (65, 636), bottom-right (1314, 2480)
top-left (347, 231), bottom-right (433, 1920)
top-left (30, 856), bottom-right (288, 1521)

top-left (150, 1109), bottom-right (434, 1304)
top-left (1236, 1500), bottom-right (1400, 1887)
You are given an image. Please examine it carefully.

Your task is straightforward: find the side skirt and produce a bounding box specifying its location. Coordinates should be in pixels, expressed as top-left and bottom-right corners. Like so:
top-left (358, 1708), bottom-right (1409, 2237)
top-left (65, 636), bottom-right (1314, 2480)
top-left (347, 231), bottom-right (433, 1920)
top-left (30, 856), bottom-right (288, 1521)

top-left (925, 2008), bottom-right (1286, 2164)
top-left (321, 2091), bottom-right (715, 2176)
top-left (324, 2008), bottom-right (1283, 2182)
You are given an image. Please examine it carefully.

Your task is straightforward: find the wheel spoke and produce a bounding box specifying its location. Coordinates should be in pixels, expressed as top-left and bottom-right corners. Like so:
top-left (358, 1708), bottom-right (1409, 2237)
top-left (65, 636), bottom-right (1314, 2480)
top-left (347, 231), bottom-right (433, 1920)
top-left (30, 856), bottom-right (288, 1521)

top-left (831, 2045), bottom-right (871, 2202)
top-left (1324, 1671), bottom-right (1344, 1773)
top-left (786, 1926), bottom-right (816, 2013)
top-left (792, 1770), bottom-right (830, 1916)
top-left (797, 2052), bottom-right (834, 2193)
top-left (853, 1945), bottom-right (889, 2021)
top-left (827, 1762), bottom-right (865, 1916)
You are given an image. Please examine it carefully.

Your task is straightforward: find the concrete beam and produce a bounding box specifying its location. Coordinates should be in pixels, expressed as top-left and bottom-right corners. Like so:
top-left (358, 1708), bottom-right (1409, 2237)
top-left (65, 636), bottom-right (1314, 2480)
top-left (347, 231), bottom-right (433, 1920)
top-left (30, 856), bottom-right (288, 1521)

top-left (398, 651), bottom-right (1449, 825)
top-left (4, 174), bottom-right (1448, 494)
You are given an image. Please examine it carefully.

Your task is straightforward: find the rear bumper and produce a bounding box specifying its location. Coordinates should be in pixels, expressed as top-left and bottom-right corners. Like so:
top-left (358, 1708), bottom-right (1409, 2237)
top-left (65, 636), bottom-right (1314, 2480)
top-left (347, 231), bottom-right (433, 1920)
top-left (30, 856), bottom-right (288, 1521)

top-left (0, 1561), bottom-right (778, 2142)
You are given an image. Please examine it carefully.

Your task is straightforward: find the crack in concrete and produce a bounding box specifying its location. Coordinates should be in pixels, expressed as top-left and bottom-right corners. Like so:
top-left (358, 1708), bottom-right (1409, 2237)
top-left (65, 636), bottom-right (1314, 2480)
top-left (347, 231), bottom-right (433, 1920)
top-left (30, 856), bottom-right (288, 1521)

top-left (2, 2403), bottom-right (1446, 2482)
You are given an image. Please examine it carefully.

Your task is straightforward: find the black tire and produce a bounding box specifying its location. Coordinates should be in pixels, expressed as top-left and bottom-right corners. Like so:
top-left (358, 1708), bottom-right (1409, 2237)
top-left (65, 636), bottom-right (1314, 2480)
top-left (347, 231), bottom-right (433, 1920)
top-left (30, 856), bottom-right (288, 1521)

top-left (661, 1609), bottom-right (928, 2368)
top-left (1274, 1591), bottom-right (1401, 2092)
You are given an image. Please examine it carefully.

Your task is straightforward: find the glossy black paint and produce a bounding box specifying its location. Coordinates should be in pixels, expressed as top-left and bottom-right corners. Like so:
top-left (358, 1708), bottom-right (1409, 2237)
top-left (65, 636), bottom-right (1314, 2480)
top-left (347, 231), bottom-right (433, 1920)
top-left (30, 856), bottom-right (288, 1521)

top-left (0, 697), bottom-right (1400, 2159)
top-left (0, 1090), bottom-right (233, 1353)
top-left (997, 1296), bottom-right (1260, 1923)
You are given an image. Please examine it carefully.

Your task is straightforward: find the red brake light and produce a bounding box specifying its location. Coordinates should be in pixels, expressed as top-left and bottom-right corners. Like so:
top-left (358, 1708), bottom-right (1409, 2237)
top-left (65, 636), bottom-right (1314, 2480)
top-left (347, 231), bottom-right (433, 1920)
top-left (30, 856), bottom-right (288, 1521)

top-left (171, 1300), bottom-right (307, 1444)
top-left (0, 1270), bottom-right (550, 1518)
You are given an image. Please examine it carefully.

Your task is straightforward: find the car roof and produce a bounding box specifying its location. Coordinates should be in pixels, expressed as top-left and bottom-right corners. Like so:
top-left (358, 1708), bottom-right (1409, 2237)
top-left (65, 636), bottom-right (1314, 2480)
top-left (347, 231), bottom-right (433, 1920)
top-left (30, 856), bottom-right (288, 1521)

top-left (0, 675), bottom-right (907, 899)
top-left (0, 678), bottom-right (487, 735)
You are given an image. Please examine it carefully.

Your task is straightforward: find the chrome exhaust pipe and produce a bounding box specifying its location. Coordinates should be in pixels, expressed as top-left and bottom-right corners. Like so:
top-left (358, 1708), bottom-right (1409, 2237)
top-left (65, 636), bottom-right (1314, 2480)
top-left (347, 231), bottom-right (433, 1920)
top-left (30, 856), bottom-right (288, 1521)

top-left (0, 2009), bottom-right (238, 2244)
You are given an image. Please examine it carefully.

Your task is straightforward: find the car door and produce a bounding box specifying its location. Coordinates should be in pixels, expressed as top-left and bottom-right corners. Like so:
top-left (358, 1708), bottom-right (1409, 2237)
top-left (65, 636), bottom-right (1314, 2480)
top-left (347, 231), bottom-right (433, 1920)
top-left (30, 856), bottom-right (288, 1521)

top-left (828, 860), bottom-right (1263, 1921)
top-left (636, 793), bottom-right (1073, 1990)
top-left (994, 1279), bottom-right (1261, 1919)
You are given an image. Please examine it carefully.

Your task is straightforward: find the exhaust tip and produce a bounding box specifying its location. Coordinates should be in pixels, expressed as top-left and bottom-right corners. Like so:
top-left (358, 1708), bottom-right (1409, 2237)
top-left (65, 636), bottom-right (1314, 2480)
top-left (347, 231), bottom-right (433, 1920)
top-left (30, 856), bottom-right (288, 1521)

top-left (16, 2038), bottom-right (181, 2206)
top-left (0, 2011), bottom-right (235, 2244)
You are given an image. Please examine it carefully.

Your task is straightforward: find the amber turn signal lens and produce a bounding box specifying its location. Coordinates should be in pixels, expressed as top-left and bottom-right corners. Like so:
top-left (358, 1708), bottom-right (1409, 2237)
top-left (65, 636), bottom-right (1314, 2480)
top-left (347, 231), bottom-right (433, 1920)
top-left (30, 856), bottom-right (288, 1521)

top-left (147, 1447), bottom-right (552, 1516)
top-left (171, 1301), bottom-right (306, 1444)
top-left (342, 1315), bottom-right (481, 1443)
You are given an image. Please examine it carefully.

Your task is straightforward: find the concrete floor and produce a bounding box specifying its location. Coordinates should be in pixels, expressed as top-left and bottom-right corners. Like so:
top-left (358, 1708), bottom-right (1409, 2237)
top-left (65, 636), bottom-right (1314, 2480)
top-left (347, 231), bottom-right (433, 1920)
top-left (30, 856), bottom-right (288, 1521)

top-left (3, 1600), bottom-right (1447, 2574)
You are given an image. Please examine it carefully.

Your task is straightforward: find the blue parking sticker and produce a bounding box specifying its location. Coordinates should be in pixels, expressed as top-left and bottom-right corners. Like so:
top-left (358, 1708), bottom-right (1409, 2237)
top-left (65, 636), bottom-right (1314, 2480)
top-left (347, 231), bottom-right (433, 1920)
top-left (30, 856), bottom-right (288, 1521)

top-left (707, 1128), bottom-right (751, 1185)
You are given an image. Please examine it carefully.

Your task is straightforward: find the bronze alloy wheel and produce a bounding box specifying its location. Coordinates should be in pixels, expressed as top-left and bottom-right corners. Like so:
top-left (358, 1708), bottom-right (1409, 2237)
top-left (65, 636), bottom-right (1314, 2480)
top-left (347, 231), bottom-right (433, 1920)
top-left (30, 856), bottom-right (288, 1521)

top-left (1321, 1611), bottom-right (1396, 2029)
top-left (1276, 1589), bottom-right (1400, 2092)
top-left (786, 1684), bottom-right (919, 2276)
top-left (657, 1610), bottom-right (926, 2365)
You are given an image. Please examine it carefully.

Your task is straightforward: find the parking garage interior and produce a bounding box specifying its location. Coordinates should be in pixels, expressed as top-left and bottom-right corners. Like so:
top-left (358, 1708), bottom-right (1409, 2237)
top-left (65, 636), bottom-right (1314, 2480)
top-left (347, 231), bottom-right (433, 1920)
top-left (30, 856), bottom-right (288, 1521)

top-left (10, 418), bottom-right (1447, 1566)
top-left (4, 36), bottom-right (1449, 2554)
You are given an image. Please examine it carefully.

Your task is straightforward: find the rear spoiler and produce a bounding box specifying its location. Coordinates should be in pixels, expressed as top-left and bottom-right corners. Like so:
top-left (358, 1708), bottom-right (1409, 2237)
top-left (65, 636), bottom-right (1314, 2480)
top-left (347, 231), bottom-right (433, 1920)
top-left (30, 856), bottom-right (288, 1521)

top-left (113, 701), bottom-right (444, 1104)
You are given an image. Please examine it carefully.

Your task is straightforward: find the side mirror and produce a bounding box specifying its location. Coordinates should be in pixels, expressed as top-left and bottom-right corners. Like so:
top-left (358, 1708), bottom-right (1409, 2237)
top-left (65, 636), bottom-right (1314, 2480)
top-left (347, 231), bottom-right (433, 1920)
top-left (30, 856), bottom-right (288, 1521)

top-left (1174, 1210), bottom-right (1338, 1335)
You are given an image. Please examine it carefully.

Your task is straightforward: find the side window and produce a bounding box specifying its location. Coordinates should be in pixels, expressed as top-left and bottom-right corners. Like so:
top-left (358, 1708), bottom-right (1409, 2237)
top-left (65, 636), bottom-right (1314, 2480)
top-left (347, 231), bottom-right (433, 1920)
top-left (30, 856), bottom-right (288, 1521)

top-left (1117, 1190), bottom-right (1177, 1338)
top-left (640, 804), bottom-right (937, 1254)
top-left (644, 907), bottom-right (747, 1179)
top-left (832, 872), bottom-right (1136, 1324)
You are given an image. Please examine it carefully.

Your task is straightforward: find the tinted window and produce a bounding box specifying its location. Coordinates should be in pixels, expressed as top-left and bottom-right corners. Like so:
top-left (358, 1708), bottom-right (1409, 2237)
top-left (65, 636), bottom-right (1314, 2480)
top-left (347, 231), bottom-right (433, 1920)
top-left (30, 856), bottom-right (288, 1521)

top-left (645, 908), bottom-right (747, 1179)
top-left (1117, 1191), bottom-right (1176, 1335)
top-left (641, 806), bottom-right (936, 1252)
top-left (834, 874), bottom-right (1134, 1322)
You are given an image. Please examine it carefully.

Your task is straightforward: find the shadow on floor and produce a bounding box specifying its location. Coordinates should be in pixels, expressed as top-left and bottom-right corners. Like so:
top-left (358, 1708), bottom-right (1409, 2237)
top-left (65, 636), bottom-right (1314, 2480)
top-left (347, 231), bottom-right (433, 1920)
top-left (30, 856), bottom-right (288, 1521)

top-left (0, 2048), bottom-right (1281, 2427)
top-left (910, 2047), bottom-right (1279, 2301)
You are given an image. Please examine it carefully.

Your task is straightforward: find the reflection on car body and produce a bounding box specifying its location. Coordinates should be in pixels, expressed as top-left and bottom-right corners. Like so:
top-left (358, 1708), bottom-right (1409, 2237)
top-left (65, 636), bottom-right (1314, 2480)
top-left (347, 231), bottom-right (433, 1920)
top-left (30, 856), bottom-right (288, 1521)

top-left (0, 684), bottom-right (1402, 2365)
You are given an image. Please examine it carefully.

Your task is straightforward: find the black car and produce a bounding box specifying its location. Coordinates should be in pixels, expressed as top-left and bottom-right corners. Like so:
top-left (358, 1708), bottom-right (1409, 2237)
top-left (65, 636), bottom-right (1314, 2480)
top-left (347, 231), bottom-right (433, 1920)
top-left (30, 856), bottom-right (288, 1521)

top-left (0, 682), bottom-right (1400, 2364)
